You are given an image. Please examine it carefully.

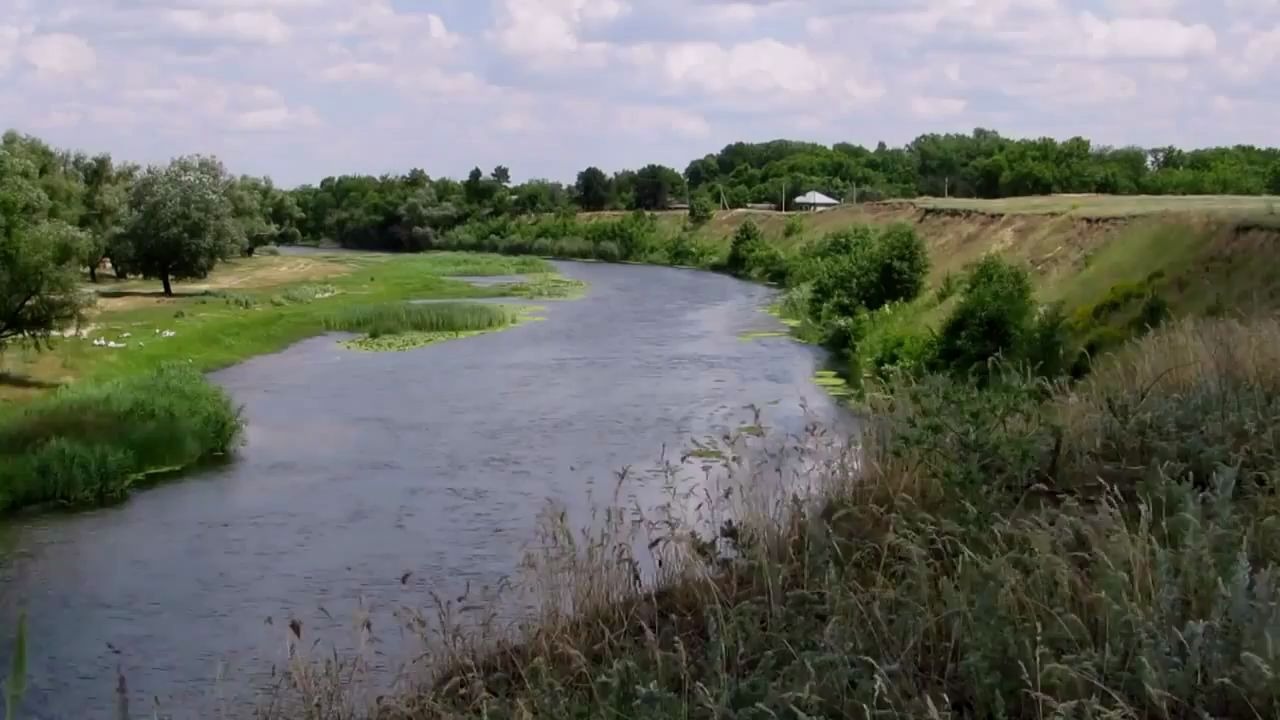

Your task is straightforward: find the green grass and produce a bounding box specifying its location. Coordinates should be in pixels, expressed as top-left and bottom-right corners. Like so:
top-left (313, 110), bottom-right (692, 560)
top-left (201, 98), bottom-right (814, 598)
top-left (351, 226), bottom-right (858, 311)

top-left (325, 302), bottom-right (515, 338)
top-left (0, 252), bottom-right (553, 400)
top-left (913, 193), bottom-right (1280, 217)
top-left (0, 364), bottom-right (242, 512)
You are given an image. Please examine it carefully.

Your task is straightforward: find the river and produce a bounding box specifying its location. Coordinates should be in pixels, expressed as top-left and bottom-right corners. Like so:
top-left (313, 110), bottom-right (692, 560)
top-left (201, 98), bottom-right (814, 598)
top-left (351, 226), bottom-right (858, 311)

top-left (0, 260), bottom-right (844, 719)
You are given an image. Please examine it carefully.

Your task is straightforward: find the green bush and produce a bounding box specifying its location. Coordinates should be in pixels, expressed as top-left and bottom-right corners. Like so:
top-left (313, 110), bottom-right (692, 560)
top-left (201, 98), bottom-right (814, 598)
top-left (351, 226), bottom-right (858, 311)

top-left (0, 365), bottom-right (243, 511)
top-left (593, 240), bottom-right (622, 263)
top-left (688, 195), bottom-right (715, 226)
top-left (934, 255), bottom-right (1035, 376)
top-left (807, 224), bottom-right (929, 323)
top-left (783, 215), bottom-right (805, 238)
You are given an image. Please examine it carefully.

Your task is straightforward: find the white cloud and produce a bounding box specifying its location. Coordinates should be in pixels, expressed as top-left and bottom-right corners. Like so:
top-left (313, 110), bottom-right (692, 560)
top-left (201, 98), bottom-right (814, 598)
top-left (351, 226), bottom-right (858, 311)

top-left (22, 33), bottom-right (96, 76)
top-left (910, 95), bottom-right (967, 118)
top-left (165, 9), bottom-right (291, 44)
top-left (1072, 13), bottom-right (1216, 59)
top-left (493, 0), bottom-right (629, 63)
top-left (639, 38), bottom-right (882, 108)
top-left (232, 105), bottom-right (320, 131)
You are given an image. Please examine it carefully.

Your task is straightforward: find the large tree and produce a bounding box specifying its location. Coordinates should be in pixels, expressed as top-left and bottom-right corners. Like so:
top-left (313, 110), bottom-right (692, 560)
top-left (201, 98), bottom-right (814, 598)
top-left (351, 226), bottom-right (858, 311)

top-left (0, 148), bottom-right (90, 352)
top-left (574, 166), bottom-right (611, 211)
top-left (116, 156), bottom-right (238, 296)
top-left (633, 164), bottom-right (682, 210)
top-left (73, 153), bottom-right (132, 282)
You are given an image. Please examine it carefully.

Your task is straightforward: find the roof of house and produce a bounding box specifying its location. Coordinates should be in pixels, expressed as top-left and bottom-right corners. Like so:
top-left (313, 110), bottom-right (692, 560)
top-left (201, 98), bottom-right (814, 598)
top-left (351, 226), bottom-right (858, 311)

top-left (794, 191), bottom-right (840, 205)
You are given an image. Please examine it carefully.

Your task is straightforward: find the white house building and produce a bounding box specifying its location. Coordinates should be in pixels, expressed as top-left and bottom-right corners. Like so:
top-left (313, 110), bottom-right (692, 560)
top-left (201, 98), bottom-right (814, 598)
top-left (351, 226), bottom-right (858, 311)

top-left (793, 191), bottom-right (841, 211)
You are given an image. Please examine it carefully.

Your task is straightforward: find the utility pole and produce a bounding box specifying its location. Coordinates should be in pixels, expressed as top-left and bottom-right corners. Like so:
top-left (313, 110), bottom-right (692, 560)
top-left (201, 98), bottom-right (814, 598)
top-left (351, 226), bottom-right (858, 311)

top-left (781, 181), bottom-right (786, 213)
top-left (944, 177), bottom-right (950, 198)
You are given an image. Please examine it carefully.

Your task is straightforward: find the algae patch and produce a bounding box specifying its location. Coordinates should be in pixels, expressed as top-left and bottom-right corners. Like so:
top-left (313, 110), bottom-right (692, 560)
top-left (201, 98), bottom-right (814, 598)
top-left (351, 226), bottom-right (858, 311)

top-left (738, 330), bottom-right (790, 341)
top-left (813, 370), bottom-right (853, 399)
top-left (504, 274), bottom-right (588, 300)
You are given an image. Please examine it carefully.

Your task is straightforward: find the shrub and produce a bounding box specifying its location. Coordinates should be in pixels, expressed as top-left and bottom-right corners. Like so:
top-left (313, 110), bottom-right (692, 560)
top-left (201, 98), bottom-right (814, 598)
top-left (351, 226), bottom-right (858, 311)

top-left (807, 224), bottom-right (928, 322)
top-left (724, 220), bottom-right (768, 277)
top-left (687, 195), bottom-right (715, 226)
top-left (593, 240), bottom-right (622, 263)
top-left (783, 215), bottom-right (805, 238)
top-left (934, 255), bottom-right (1035, 376)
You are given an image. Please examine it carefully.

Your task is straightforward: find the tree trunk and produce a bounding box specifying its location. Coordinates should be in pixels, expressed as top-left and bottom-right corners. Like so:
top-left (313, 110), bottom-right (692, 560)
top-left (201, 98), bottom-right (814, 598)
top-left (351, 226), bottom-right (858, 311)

top-left (162, 273), bottom-right (172, 297)
top-left (89, 265), bottom-right (98, 283)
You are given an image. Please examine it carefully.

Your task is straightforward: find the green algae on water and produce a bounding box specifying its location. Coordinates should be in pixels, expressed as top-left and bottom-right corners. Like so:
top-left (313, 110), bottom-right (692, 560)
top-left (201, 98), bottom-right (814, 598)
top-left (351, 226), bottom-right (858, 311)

top-left (813, 370), bottom-right (853, 398)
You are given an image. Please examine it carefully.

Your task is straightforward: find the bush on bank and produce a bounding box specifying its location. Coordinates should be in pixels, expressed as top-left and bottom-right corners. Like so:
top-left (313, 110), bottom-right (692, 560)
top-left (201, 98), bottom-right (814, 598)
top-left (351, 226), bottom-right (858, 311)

top-left (0, 364), bottom-right (242, 511)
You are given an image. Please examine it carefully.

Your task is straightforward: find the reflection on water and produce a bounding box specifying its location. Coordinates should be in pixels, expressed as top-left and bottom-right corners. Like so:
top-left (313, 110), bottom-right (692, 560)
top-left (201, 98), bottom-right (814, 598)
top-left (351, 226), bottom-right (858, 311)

top-left (0, 261), bottom-right (843, 718)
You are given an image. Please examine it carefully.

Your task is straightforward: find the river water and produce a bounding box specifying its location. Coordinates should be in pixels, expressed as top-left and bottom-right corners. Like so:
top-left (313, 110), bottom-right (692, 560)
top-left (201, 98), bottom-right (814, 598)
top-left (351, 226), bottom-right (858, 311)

top-left (0, 261), bottom-right (843, 719)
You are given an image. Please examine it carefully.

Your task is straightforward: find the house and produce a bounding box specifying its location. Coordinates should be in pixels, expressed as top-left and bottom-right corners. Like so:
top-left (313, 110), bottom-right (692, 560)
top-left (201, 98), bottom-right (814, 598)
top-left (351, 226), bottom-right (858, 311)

top-left (793, 191), bottom-right (840, 211)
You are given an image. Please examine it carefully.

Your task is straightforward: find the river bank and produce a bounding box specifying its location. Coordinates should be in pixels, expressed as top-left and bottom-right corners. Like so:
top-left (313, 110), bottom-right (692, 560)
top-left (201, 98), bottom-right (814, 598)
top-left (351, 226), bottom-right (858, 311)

top-left (0, 252), bottom-right (565, 513)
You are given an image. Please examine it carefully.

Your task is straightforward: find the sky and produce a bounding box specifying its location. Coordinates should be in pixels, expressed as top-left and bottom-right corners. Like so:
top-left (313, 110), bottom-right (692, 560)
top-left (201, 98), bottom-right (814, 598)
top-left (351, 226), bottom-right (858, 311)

top-left (1, 0), bottom-right (1277, 186)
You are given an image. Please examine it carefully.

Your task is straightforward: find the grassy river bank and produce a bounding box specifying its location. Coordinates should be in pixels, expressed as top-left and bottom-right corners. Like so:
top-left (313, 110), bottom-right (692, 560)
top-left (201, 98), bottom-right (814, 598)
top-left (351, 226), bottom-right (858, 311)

top-left (248, 202), bottom-right (1280, 718)
top-left (0, 252), bottom-right (565, 513)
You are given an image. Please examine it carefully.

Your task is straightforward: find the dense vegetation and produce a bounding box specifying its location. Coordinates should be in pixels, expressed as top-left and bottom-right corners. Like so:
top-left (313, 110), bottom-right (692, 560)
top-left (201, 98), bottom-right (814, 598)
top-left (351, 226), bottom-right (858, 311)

top-left (263, 315), bottom-right (1280, 719)
top-left (0, 365), bottom-right (241, 511)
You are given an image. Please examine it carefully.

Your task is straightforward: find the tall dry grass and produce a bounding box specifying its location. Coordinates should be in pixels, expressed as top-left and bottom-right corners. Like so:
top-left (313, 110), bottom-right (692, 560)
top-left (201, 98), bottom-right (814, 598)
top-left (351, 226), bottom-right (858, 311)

top-left (254, 316), bottom-right (1280, 720)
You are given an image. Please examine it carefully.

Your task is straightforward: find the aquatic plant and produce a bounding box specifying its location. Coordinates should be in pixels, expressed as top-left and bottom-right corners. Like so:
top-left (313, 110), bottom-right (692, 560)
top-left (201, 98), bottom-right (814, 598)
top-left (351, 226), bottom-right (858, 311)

top-left (324, 302), bottom-right (514, 339)
top-left (0, 365), bottom-right (242, 511)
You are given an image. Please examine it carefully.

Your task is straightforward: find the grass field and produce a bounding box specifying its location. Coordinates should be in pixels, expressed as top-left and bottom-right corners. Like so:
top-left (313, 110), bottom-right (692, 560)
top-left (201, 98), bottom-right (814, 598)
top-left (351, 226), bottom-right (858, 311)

top-left (0, 252), bottom-right (554, 403)
top-left (911, 193), bottom-right (1280, 217)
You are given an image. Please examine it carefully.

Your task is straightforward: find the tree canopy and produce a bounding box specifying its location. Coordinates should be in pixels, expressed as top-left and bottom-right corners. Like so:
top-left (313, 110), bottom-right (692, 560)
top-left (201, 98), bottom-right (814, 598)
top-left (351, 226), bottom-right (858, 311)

top-left (0, 146), bottom-right (91, 350)
top-left (115, 156), bottom-right (240, 296)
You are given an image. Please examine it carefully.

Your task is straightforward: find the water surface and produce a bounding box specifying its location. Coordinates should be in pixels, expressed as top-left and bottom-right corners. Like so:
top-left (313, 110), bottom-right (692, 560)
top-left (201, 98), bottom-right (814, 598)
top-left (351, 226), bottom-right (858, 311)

top-left (0, 261), bottom-right (842, 718)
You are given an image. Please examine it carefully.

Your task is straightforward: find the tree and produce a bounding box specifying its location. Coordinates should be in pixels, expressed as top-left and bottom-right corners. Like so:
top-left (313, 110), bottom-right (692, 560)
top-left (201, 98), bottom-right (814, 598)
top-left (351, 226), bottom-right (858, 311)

top-left (574, 166), bottom-right (611, 211)
top-left (634, 164), bottom-right (682, 210)
top-left (116, 156), bottom-right (238, 296)
top-left (73, 153), bottom-right (131, 282)
top-left (491, 165), bottom-right (511, 186)
top-left (0, 148), bottom-right (91, 352)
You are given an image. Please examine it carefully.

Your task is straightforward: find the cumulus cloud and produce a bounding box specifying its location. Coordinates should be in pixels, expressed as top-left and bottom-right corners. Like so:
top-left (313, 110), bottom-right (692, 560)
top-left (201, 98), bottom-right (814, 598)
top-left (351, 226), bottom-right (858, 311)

top-left (0, 0), bottom-right (1275, 184)
top-left (165, 9), bottom-right (292, 45)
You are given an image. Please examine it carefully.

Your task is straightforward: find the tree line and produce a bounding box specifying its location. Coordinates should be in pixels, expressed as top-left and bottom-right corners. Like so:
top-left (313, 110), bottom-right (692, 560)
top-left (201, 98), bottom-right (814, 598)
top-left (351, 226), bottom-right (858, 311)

top-left (3, 126), bottom-right (1280, 352)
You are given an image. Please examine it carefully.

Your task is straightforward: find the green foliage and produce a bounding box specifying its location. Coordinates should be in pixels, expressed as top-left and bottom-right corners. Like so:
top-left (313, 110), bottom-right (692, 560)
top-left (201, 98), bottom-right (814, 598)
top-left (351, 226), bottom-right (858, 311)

top-left (854, 303), bottom-right (937, 379)
top-left (783, 214), bottom-right (805, 238)
top-left (687, 194), bottom-right (715, 225)
top-left (934, 256), bottom-right (1036, 376)
top-left (0, 365), bottom-right (242, 511)
top-left (807, 223), bottom-right (929, 322)
top-left (324, 302), bottom-right (513, 339)
top-left (574, 166), bottom-right (612, 211)
top-left (0, 147), bottom-right (93, 352)
top-left (115, 156), bottom-right (239, 295)
top-left (724, 220), bottom-right (786, 282)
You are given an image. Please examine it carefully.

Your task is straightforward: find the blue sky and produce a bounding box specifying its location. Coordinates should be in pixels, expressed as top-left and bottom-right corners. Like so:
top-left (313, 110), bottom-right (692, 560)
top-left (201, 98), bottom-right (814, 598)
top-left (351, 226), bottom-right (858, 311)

top-left (2, 0), bottom-right (1277, 186)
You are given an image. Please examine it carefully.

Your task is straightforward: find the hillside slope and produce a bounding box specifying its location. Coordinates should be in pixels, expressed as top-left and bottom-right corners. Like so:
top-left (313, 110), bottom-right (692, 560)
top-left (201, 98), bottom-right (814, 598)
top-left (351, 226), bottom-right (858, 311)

top-left (591, 198), bottom-right (1280, 326)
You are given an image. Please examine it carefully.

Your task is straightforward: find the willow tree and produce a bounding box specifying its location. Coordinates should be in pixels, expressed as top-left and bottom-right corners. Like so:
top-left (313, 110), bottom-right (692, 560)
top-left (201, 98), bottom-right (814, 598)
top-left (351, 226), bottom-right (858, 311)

top-left (116, 156), bottom-right (239, 296)
top-left (0, 148), bottom-right (90, 352)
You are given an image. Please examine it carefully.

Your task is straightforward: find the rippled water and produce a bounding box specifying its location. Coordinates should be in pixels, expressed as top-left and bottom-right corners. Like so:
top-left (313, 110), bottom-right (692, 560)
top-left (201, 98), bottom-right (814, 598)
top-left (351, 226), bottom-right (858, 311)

top-left (0, 261), bottom-right (842, 719)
